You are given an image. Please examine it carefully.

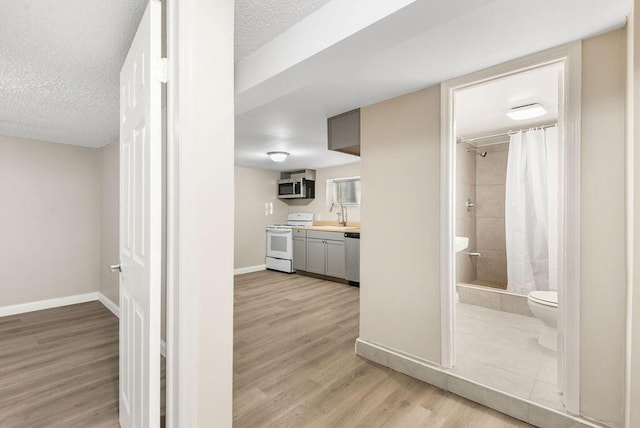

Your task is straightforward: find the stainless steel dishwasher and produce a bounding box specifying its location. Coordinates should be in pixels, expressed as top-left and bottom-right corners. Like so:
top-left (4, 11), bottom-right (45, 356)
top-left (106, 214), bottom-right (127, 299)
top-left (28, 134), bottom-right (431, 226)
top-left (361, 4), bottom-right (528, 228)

top-left (344, 232), bottom-right (360, 287)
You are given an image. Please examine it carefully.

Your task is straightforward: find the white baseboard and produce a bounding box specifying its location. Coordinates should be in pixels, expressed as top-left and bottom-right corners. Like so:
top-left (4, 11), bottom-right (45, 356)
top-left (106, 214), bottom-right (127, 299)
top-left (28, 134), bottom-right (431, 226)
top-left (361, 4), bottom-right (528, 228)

top-left (234, 264), bottom-right (266, 275)
top-left (0, 292), bottom-right (101, 318)
top-left (98, 293), bottom-right (120, 318)
top-left (1, 291), bottom-right (165, 357)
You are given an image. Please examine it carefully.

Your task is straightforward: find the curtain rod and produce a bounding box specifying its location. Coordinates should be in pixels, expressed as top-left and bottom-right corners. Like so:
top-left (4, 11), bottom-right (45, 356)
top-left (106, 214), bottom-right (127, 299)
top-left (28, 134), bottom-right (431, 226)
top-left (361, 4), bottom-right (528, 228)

top-left (457, 123), bottom-right (558, 144)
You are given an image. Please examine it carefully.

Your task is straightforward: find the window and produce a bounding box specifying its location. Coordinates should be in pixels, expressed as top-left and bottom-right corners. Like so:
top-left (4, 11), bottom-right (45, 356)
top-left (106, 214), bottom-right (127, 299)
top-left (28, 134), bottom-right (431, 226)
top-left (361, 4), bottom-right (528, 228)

top-left (326, 176), bottom-right (361, 206)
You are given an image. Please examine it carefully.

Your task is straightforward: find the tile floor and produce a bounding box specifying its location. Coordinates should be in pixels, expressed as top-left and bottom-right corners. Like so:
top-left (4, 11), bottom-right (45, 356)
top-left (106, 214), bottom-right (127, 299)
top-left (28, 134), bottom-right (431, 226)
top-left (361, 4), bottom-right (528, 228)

top-left (453, 303), bottom-right (563, 411)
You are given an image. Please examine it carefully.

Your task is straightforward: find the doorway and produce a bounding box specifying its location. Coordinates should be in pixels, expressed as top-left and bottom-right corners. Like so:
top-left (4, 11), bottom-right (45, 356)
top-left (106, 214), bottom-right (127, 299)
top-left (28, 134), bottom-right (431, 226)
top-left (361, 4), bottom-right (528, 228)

top-left (440, 43), bottom-right (582, 414)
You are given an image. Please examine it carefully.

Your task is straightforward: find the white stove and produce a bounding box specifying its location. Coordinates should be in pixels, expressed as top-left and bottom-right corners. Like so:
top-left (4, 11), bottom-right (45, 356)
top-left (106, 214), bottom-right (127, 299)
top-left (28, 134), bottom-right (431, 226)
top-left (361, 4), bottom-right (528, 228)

top-left (266, 224), bottom-right (293, 230)
top-left (266, 213), bottom-right (313, 273)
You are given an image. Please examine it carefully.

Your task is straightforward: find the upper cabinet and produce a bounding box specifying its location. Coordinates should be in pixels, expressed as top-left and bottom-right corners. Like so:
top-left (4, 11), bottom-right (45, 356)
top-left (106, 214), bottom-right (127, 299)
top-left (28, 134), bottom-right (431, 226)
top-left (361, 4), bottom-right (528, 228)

top-left (328, 108), bottom-right (360, 156)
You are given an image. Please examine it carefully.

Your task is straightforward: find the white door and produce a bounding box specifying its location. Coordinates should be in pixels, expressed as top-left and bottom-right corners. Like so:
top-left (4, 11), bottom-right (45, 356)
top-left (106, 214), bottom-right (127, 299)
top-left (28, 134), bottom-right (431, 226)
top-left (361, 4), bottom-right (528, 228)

top-left (119, 1), bottom-right (162, 426)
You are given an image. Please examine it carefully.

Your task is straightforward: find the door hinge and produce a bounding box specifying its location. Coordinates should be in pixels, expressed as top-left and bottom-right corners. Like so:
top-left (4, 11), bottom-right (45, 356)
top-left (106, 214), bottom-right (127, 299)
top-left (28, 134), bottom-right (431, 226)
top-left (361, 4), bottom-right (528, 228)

top-left (154, 57), bottom-right (168, 83)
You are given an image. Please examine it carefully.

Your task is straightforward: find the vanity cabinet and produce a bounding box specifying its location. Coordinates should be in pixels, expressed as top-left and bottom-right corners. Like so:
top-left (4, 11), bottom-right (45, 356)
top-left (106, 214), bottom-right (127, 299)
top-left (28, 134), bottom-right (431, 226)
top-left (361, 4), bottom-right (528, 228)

top-left (305, 231), bottom-right (346, 279)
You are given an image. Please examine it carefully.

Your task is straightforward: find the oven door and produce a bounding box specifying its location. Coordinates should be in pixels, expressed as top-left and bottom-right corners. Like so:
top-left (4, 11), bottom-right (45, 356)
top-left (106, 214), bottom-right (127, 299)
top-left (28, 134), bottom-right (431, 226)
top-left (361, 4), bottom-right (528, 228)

top-left (266, 229), bottom-right (293, 259)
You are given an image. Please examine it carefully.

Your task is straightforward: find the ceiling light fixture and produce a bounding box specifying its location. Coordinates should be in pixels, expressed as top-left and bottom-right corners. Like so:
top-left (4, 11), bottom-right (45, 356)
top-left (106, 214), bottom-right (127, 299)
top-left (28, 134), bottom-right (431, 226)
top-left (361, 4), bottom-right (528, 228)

top-left (267, 151), bottom-right (289, 162)
top-left (506, 103), bottom-right (547, 121)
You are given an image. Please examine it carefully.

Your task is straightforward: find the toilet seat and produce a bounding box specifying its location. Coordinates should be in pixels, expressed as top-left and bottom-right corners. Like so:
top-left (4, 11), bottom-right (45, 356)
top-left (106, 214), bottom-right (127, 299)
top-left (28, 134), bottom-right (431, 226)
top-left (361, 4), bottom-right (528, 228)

top-left (528, 291), bottom-right (558, 308)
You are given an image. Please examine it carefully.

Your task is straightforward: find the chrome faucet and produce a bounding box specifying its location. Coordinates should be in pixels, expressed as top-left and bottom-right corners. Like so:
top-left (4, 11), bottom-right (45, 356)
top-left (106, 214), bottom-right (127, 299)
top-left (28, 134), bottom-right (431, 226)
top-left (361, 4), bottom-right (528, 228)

top-left (330, 202), bottom-right (347, 226)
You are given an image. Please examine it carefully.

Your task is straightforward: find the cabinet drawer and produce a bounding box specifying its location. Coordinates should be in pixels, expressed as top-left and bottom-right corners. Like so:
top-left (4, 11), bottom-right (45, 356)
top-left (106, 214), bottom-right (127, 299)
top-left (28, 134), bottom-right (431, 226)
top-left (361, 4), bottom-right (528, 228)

top-left (306, 230), bottom-right (345, 241)
top-left (292, 228), bottom-right (307, 237)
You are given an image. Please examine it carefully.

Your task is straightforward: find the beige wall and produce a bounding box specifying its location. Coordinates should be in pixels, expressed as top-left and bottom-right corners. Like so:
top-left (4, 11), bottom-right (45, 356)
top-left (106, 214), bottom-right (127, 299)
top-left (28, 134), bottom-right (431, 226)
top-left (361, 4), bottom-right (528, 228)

top-left (287, 162), bottom-right (361, 223)
top-left (580, 29), bottom-right (627, 427)
top-left (629, 1), bottom-right (640, 426)
top-left (359, 85), bottom-right (442, 363)
top-left (0, 135), bottom-right (101, 306)
top-left (187, 0), bottom-right (235, 422)
top-left (99, 140), bottom-right (119, 304)
top-left (358, 28), bottom-right (629, 426)
top-left (234, 166), bottom-right (288, 269)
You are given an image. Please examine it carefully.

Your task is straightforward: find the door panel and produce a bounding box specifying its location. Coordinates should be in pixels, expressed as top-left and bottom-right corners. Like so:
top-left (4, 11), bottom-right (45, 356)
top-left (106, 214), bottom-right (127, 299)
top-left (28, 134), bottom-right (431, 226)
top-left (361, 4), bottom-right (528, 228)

top-left (267, 230), bottom-right (292, 259)
top-left (293, 237), bottom-right (306, 271)
top-left (325, 240), bottom-right (346, 279)
top-left (306, 238), bottom-right (326, 275)
top-left (119, 1), bottom-right (162, 427)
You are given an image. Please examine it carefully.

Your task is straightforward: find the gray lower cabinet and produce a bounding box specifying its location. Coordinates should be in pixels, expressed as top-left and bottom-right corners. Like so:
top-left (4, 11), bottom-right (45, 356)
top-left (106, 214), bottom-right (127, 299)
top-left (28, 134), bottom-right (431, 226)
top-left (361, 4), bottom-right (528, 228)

top-left (305, 231), bottom-right (346, 279)
top-left (293, 236), bottom-right (307, 271)
top-left (325, 239), bottom-right (346, 278)
top-left (305, 238), bottom-right (326, 275)
top-left (292, 228), bottom-right (308, 271)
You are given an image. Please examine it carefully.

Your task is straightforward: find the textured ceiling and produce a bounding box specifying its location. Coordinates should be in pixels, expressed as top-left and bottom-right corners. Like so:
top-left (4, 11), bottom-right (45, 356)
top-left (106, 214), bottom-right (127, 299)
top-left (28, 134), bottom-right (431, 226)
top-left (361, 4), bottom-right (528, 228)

top-left (2, 0), bottom-right (631, 156)
top-left (0, 0), bottom-right (329, 148)
top-left (0, 0), bottom-right (147, 148)
top-left (235, 0), bottom-right (333, 62)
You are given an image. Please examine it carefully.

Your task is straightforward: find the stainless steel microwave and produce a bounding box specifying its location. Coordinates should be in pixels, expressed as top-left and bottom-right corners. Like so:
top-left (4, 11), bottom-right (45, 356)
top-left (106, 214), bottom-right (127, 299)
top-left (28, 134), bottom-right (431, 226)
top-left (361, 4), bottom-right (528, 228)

top-left (278, 178), bottom-right (315, 199)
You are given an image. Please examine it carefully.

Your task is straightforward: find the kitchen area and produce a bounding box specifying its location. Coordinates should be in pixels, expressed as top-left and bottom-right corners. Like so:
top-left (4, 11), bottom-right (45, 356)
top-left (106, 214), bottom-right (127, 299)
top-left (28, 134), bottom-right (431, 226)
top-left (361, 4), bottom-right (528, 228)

top-left (234, 108), bottom-right (363, 288)
top-left (265, 168), bottom-right (361, 287)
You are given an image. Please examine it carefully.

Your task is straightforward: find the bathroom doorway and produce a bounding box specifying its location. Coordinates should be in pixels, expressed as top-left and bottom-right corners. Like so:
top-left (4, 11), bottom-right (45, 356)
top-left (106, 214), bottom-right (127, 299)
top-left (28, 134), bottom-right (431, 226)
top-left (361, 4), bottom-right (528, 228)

top-left (440, 44), bottom-right (581, 414)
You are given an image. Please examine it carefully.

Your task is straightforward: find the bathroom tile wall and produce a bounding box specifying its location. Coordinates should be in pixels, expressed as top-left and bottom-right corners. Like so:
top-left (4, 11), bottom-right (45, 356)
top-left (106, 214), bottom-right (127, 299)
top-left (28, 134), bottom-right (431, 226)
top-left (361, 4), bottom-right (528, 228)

top-left (455, 141), bottom-right (477, 283)
top-left (475, 142), bottom-right (509, 287)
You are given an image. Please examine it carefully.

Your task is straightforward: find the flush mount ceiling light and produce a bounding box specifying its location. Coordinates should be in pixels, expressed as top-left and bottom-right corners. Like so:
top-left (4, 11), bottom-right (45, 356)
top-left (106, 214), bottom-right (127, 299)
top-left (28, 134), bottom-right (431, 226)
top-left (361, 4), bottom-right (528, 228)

top-left (506, 103), bottom-right (547, 121)
top-left (267, 151), bottom-right (289, 162)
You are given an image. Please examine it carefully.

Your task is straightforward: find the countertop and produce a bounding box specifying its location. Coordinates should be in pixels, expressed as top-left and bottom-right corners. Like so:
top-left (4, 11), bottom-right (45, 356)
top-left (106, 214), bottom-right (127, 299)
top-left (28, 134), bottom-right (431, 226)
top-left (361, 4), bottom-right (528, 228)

top-left (292, 224), bottom-right (361, 233)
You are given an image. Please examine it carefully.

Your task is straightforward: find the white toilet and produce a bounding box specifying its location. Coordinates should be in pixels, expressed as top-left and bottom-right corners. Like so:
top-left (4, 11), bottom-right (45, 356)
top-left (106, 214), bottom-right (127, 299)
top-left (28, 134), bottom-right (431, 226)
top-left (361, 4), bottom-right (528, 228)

top-left (527, 290), bottom-right (558, 351)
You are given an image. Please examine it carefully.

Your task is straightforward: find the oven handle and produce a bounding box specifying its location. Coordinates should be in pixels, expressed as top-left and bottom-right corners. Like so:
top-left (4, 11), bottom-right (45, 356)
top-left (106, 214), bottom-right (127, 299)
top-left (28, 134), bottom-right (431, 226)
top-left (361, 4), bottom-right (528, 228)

top-left (267, 230), bottom-right (292, 234)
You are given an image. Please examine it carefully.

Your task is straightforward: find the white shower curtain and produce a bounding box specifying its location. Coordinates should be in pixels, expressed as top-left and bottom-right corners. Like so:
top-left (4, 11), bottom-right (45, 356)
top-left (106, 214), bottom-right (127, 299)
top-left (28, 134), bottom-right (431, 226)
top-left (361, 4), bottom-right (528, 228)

top-left (505, 127), bottom-right (559, 294)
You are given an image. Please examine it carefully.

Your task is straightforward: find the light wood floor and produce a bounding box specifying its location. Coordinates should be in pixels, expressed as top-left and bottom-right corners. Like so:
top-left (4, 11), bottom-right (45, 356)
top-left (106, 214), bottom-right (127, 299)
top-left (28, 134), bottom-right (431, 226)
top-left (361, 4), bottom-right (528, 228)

top-left (0, 272), bottom-right (532, 427)
top-left (234, 270), bottom-right (532, 427)
top-left (0, 301), bottom-right (119, 427)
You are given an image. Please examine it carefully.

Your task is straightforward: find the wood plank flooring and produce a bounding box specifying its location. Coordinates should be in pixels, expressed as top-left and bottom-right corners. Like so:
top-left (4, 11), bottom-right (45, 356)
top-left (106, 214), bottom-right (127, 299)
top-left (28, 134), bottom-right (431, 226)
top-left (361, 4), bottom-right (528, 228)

top-left (234, 271), bottom-right (533, 427)
top-left (0, 301), bottom-right (119, 428)
top-left (0, 271), bottom-right (533, 427)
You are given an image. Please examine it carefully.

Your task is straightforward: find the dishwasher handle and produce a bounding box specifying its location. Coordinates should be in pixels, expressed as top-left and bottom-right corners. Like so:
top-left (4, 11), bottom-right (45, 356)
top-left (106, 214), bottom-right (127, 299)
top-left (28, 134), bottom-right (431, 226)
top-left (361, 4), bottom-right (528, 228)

top-left (344, 232), bottom-right (360, 239)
